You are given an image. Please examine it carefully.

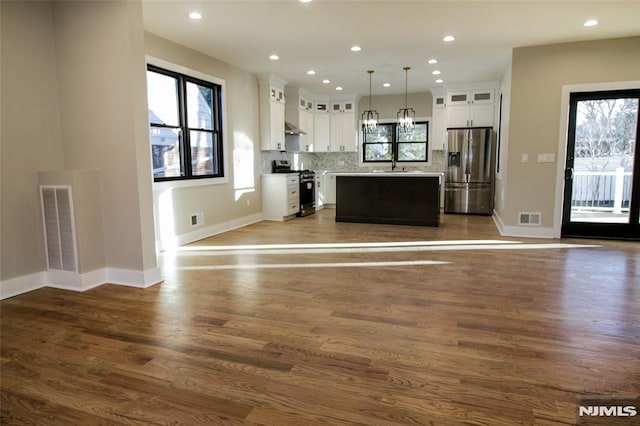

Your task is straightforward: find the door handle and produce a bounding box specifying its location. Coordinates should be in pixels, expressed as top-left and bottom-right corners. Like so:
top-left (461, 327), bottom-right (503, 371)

top-left (564, 168), bottom-right (573, 180)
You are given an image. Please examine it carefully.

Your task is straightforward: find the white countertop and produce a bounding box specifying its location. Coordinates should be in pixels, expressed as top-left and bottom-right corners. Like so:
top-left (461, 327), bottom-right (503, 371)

top-left (331, 171), bottom-right (444, 179)
top-left (262, 172), bottom-right (298, 176)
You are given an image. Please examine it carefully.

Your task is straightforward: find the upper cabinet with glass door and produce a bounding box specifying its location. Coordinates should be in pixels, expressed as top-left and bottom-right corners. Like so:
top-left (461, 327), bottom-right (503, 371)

top-left (314, 100), bottom-right (331, 152)
top-left (446, 89), bottom-right (495, 128)
top-left (258, 74), bottom-right (287, 151)
top-left (330, 99), bottom-right (357, 152)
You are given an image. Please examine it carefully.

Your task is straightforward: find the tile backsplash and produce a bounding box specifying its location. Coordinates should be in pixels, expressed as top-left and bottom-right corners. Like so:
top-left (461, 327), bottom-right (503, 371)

top-left (261, 150), bottom-right (445, 174)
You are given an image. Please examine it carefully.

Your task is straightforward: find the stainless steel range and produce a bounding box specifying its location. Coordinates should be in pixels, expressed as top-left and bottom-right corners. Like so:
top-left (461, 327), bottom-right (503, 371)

top-left (271, 160), bottom-right (316, 217)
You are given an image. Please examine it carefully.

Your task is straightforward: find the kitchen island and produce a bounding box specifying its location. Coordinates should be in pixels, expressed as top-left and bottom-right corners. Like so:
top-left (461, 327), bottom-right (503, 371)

top-left (335, 172), bottom-right (442, 226)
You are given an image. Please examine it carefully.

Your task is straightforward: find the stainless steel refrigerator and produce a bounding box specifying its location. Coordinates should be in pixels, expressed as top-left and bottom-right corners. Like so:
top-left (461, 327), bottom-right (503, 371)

top-left (444, 127), bottom-right (495, 215)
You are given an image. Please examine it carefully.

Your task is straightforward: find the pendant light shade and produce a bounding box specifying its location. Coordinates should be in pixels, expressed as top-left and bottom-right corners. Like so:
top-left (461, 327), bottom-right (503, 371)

top-left (397, 66), bottom-right (415, 132)
top-left (361, 70), bottom-right (379, 134)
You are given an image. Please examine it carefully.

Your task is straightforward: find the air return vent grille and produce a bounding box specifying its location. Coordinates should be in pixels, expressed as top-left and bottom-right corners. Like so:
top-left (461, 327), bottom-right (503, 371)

top-left (41, 186), bottom-right (78, 272)
top-left (518, 212), bottom-right (541, 226)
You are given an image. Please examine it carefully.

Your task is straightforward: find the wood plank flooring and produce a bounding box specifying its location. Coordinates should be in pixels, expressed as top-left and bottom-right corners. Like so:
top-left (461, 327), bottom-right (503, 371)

top-left (1, 209), bottom-right (639, 425)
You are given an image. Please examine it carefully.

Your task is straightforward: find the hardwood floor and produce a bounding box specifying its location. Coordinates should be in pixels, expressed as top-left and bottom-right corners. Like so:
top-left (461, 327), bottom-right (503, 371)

top-left (1, 209), bottom-right (639, 425)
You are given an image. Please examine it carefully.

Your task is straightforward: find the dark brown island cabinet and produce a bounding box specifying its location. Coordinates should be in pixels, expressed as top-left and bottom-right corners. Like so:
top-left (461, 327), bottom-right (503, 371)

top-left (335, 174), bottom-right (441, 227)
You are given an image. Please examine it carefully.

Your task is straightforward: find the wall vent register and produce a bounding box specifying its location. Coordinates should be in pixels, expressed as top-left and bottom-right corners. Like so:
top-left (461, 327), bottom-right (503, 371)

top-left (519, 212), bottom-right (542, 226)
top-left (40, 186), bottom-right (78, 272)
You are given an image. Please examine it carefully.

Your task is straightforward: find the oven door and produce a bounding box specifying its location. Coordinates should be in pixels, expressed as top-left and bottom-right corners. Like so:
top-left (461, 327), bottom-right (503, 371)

top-left (298, 177), bottom-right (316, 216)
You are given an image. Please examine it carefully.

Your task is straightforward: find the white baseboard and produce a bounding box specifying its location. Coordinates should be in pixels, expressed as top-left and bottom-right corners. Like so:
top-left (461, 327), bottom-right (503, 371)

top-left (156, 212), bottom-right (263, 251)
top-left (493, 211), bottom-right (557, 239)
top-left (0, 266), bottom-right (163, 300)
top-left (2, 213), bottom-right (264, 299)
top-left (0, 272), bottom-right (47, 300)
top-left (47, 269), bottom-right (105, 292)
top-left (106, 266), bottom-right (163, 288)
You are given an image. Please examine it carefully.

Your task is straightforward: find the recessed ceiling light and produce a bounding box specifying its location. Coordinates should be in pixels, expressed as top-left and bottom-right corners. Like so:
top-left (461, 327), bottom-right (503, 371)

top-left (299, 0), bottom-right (312, 3)
top-left (435, 79), bottom-right (444, 84)
top-left (307, 70), bottom-right (316, 75)
top-left (383, 83), bottom-right (391, 87)
top-left (322, 79), bottom-right (331, 84)
top-left (188, 11), bottom-right (202, 20)
top-left (428, 59), bottom-right (438, 64)
top-left (269, 54), bottom-right (279, 61)
top-left (443, 35), bottom-right (455, 42)
top-left (432, 70), bottom-right (441, 75)
top-left (335, 86), bottom-right (343, 91)
top-left (350, 46), bottom-right (362, 52)
top-left (584, 19), bottom-right (599, 27)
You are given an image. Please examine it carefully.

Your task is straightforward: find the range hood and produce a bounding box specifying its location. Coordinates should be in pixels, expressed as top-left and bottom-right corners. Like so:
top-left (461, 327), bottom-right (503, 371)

top-left (285, 121), bottom-right (306, 135)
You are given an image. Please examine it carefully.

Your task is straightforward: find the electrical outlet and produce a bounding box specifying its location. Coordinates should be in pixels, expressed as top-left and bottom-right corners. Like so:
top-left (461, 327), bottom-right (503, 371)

top-left (190, 212), bottom-right (204, 227)
top-left (246, 199), bottom-right (251, 207)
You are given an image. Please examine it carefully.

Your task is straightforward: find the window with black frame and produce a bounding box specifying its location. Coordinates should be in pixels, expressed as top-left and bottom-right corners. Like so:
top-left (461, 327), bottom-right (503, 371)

top-left (362, 123), bottom-right (393, 161)
top-left (147, 65), bottom-right (224, 181)
top-left (363, 121), bottom-right (428, 163)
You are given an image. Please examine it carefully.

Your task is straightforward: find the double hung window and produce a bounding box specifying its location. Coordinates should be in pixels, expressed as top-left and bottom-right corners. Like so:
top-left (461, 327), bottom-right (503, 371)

top-left (147, 65), bottom-right (224, 181)
top-left (362, 121), bottom-right (429, 163)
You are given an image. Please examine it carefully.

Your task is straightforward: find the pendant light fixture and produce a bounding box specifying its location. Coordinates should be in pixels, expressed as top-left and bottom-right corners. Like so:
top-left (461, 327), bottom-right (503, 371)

top-left (361, 70), bottom-right (379, 134)
top-left (397, 66), bottom-right (415, 133)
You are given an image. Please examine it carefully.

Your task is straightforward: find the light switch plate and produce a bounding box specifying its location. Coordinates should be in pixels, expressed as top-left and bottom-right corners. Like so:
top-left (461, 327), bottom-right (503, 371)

top-left (521, 153), bottom-right (529, 163)
top-left (537, 153), bottom-right (555, 163)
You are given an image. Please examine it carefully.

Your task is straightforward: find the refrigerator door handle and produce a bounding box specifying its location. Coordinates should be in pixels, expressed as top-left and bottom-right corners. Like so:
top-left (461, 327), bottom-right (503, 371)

top-left (465, 129), bottom-right (472, 183)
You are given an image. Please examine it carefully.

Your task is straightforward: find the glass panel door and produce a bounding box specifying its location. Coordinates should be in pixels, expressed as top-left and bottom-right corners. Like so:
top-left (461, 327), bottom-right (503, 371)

top-left (562, 89), bottom-right (640, 240)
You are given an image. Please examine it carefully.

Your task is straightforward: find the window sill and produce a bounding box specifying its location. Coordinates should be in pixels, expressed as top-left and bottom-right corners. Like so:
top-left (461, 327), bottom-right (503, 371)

top-left (153, 176), bottom-right (228, 191)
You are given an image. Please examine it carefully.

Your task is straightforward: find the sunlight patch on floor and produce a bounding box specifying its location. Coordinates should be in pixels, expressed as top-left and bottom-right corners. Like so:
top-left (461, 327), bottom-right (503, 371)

top-left (169, 241), bottom-right (602, 271)
top-left (173, 242), bottom-right (601, 257)
top-left (176, 240), bottom-right (521, 252)
top-left (176, 259), bottom-right (449, 270)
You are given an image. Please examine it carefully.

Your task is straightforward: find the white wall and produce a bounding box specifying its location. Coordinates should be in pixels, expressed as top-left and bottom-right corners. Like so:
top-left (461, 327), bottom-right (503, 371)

top-left (493, 56), bottom-right (512, 223)
top-left (498, 36), bottom-right (640, 238)
top-left (1, 1), bottom-right (160, 298)
top-left (1, 1), bottom-right (65, 281)
top-left (144, 32), bottom-right (263, 250)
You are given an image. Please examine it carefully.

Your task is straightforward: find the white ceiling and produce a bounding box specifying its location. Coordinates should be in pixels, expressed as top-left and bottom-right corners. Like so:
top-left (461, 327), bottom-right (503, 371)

top-left (142, 0), bottom-right (640, 97)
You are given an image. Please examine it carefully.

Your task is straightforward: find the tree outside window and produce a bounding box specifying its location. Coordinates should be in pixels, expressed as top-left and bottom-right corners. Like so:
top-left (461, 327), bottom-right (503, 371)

top-left (363, 121), bottom-right (428, 163)
top-left (147, 65), bottom-right (223, 181)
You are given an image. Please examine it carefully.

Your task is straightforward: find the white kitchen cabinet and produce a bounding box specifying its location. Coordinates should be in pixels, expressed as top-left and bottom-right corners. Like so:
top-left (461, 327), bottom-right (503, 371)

top-left (330, 113), bottom-right (356, 152)
top-left (447, 89), bottom-right (494, 106)
top-left (314, 111), bottom-right (331, 152)
top-left (315, 173), bottom-right (324, 210)
top-left (269, 102), bottom-right (286, 150)
top-left (298, 96), bottom-right (314, 111)
top-left (315, 101), bottom-right (329, 113)
top-left (330, 101), bottom-right (354, 113)
top-left (285, 88), bottom-right (315, 151)
top-left (262, 174), bottom-right (299, 221)
top-left (447, 103), bottom-right (494, 128)
top-left (258, 75), bottom-right (287, 151)
top-left (300, 108), bottom-right (314, 151)
top-left (323, 173), bottom-right (336, 206)
top-left (431, 93), bottom-right (446, 150)
top-left (446, 89), bottom-right (494, 128)
top-left (329, 98), bottom-right (357, 152)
